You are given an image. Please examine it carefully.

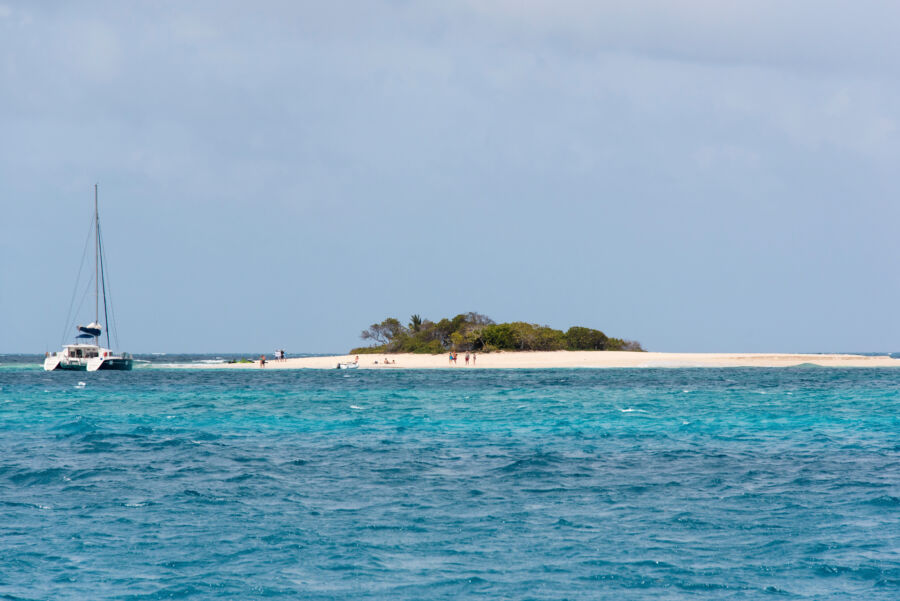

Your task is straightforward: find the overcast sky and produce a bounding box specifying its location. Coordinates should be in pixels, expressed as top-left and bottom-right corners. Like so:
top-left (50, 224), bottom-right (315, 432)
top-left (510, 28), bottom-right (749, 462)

top-left (2, 1), bottom-right (899, 353)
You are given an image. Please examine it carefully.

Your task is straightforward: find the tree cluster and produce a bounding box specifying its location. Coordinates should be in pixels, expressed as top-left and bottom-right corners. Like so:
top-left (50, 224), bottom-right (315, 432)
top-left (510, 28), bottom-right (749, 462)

top-left (351, 313), bottom-right (643, 354)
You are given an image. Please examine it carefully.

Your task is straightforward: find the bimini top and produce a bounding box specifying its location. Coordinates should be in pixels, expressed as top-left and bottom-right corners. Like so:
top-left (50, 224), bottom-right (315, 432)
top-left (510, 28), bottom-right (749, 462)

top-left (76, 322), bottom-right (103, 339)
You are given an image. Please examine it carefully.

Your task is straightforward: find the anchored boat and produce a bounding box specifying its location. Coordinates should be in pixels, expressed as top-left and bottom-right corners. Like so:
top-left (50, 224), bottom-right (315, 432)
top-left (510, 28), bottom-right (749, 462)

top-left (44, 185), bottom-right (133, 372)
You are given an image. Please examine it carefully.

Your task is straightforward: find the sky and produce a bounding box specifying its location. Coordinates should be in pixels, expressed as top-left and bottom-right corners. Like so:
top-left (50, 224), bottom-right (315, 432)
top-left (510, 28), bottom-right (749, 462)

top-left (2, 1), bottom-right (900, 354)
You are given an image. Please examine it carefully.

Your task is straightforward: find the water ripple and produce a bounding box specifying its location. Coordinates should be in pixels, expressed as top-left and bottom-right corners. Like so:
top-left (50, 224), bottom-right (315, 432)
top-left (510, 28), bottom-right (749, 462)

top-left (0, 367), bottom-right (898, 599)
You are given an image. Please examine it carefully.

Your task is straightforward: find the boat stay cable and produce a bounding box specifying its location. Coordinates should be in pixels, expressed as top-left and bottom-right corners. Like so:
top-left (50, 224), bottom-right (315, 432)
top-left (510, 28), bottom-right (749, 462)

top-left (59, 216), bottom-right (96, 347)
top-left (70, 273), bottom-right (96, 341)
top-left (100, 229), bottom-right (121, 351)
top-left (98, 224), bottom-right (113, 350)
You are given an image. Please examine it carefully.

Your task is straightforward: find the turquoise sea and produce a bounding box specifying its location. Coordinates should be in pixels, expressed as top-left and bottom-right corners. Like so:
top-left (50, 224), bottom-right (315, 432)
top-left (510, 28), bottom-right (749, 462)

top-left (1, 360), bottom-right (898, 599)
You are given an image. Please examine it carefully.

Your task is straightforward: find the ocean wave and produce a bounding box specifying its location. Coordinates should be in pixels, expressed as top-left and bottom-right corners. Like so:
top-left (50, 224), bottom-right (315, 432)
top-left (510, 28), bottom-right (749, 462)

top-left (8, 467), bottom-right (68, 486)
top-left (2, 366), bottom-right (900, 599)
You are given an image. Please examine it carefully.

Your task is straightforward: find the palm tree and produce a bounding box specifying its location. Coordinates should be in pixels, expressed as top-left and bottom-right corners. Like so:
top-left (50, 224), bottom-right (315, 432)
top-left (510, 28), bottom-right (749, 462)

top-left (410, 314), bottom-right (423, 332)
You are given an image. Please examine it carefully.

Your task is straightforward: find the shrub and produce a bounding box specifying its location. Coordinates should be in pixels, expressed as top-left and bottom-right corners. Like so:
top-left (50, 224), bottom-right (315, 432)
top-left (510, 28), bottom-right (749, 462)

top-left (350, 312), bottom-right (643, 353)
top-left (565, 326), bottom-right (609, 350)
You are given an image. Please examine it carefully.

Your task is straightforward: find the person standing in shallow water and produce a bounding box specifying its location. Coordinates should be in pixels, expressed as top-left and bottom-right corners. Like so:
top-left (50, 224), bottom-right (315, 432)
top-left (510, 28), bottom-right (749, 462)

top-left (260, 355), bottom-right (266, 368)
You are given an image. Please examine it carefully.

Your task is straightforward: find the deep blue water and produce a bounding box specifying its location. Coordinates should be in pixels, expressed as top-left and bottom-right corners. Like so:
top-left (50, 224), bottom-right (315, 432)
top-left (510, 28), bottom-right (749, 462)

top-left (0, 365), bottom-right (898, 600)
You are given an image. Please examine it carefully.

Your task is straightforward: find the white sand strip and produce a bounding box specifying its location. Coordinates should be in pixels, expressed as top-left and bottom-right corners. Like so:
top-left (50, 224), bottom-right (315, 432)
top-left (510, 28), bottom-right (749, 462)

top-left (158, 351), bottom-right (900, 369)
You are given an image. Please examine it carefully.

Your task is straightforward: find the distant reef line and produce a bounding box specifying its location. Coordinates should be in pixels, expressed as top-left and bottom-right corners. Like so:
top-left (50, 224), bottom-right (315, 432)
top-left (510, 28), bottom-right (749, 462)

top-left (349, 312), bottom-right (643, 355)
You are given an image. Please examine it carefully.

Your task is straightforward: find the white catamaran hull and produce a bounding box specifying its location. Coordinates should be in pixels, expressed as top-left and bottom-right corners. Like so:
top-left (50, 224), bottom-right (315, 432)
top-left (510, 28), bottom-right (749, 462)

top-left (44, 347), bottom-right (133, 371)
top-left (87, 356), bottom-right (133, 371)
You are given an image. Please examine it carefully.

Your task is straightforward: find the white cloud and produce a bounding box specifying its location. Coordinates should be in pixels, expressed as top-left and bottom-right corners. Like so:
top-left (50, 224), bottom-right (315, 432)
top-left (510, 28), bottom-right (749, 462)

top-left (454, 1), bottom-right (900, 75)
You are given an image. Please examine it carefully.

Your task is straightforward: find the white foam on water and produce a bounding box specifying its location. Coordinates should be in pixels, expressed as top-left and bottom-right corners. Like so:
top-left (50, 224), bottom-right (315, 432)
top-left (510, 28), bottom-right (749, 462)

top-left (350, 405), bottom-right (363, 410)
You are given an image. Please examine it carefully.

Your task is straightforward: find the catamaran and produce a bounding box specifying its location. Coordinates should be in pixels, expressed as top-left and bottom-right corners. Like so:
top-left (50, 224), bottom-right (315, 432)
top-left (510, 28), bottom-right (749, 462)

top-left (44, 185), bottom-right (133, 372)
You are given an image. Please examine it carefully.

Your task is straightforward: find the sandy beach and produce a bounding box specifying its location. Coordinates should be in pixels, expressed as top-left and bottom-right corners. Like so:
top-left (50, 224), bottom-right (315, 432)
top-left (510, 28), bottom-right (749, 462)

top-left (167, 351), bottom-right (900, 369)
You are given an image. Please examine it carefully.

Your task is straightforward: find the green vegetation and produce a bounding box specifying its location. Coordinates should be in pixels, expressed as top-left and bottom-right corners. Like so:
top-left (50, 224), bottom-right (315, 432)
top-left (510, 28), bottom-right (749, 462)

top-left (350, 312), bottom-right (644, 354)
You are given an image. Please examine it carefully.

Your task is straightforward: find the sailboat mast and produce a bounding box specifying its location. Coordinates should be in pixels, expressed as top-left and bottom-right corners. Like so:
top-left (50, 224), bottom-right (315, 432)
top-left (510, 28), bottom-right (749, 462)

top-left (95, 183), bottom-right (99, 346)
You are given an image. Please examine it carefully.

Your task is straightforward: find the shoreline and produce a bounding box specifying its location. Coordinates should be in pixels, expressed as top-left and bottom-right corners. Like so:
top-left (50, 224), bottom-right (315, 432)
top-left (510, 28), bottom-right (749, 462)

top-left (158, 351), bottom-right (900, 369)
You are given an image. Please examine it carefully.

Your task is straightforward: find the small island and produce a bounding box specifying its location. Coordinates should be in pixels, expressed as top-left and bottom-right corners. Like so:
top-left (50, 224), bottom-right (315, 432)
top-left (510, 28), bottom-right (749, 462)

top-left (165, 313), bottom-right (900, 370)
top-left (350, 312), bottom-right (643, 354)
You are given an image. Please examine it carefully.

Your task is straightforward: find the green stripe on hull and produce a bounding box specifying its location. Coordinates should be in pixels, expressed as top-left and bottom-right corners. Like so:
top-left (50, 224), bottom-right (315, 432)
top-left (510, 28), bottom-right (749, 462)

top-left (96, 359), bottom-right (133, 371)
top-left (56, 363), bottom-right (87, 371)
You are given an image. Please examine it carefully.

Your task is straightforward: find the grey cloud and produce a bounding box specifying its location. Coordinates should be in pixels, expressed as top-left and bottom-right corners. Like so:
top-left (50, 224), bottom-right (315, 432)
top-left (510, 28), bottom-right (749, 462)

top-left (2, 1), bottom-right (899, 352)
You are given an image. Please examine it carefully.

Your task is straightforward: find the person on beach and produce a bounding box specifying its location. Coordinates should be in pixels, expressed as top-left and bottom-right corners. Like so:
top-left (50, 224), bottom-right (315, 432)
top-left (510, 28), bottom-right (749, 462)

top-left (472, 352), bottom-right (476, 366)
top-left (465, 352), bottom-right (470, 366)
top-left (449, 352), bottom-right (453, 366)
top-left (260, 355), bottom-right (266, 368)
top-left (354, 355), bottom-right (359, 364)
